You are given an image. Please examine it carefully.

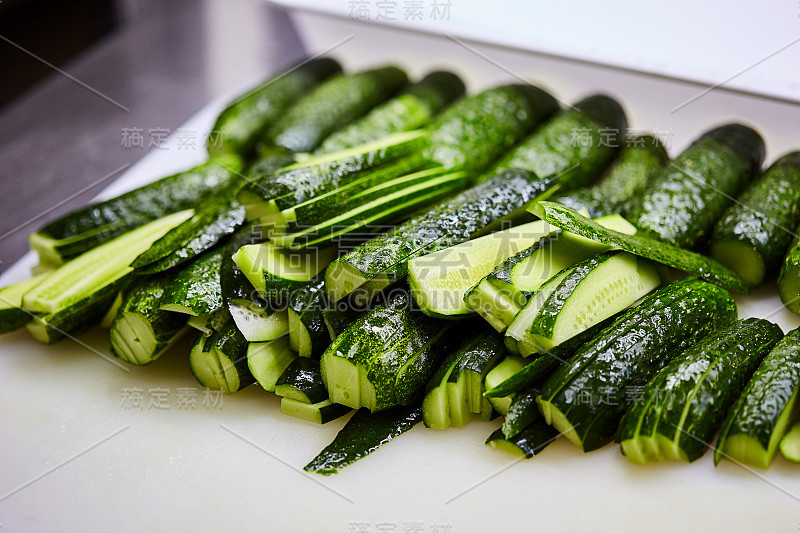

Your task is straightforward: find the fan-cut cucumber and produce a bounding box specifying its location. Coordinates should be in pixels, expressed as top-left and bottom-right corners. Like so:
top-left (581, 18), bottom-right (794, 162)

top-left (110, 274), bottom-right (189, 365)
top-left (189, 321), bottom-right (253, 393)
top-left (247, 336), bottom-right (298, 393)
top-left (23, 210), bottom-right (193, 314)
top-left (521, 252), bottom-right (661, 355)
top-left (232, 242), bottom-right (337, 298)
top-left (463, 214), bottom-right (636, 332)
top-left (715, 326), bottom-right (800, 468)
top-left (422, 324), bottom-right (505, 429)
top-left (229, 301), bottom-right (288, 342)
top-left (408, 220), bottom-right (553, 318)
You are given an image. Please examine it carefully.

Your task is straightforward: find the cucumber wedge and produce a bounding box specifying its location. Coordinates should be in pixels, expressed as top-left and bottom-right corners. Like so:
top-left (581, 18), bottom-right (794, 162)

top-left (160, 249), bottom-right (225, 316)
top-left (715, 326), bottom-right (800, 468)
top-left (274, 357), bottom-right (330, 404)
top-left (247, 336), bottom-right (298, 393)
top-left (287, 278), bottom-right (329, 358)
top-left (229, 301), bottom-right (288, 342)
top-left (232, 242), bottom-right (337, 298)
top-left (531, 201), bottom-right (749, 293)
top-left (502, 387), bottom-right (540, 439)
top-left (484, 355), bottom-right (527, 415)
top-left (486, 423), bottom-right (559, 458)
top-left (422, 325), bottom-right (505, 429)
top-left (780, 421), bottom-right (800, 462)
top-left (110, 275), bottom-right (189, 365)
top-left (280, 398), bottom-right (351, 424)
top-left (409, 220), bottom-right (553, 318)
top-left (305, 405), bottom-right (422, 475)
top-left (537, 277), bottom-right (737, 452)
top-left (508, 252), bottom-right (661, 356)
top-left (0, 273), bottom-right (50, 334)
top-left (618, 318), bottom-right (783, 464)
top-left (189, 321), bottom-right (253, 393)
top-left (464, 214), bottom-right (637, 332)
top-left (23, 210), bottom-right (193, 314)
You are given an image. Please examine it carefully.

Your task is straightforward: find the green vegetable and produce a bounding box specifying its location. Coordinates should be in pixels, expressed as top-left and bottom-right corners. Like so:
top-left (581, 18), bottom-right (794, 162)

top-left (280, 398), bottom-right (351, 424)
top-left (304, 406), bottom-right (422, 475)
top-left (779, 421), bottom-right (800, 463)
top-left (316, 70), bottom-right (465, 154)
top-left (408, 220), bottom-right (553, 318)
top-left (537, 277), bottom-right (737, 452)
top-left (618, 318), bottom-right (783, 464)
top-left (208, 57), bottom-right (342, 156)
top-left (160, 249), bottom-right (226, 316)
top-left (110, 274), bottom-right (189, 365)
top-left (485, 423), bottom-right (559, 458)
top-left (228, 301), bottom-right (288, 342)
top-left (287, 277), bottom-right (329, 358)
top-left (189, 320), bottom-right (253, 393)
top-left (422, 324), bottom-right (505, 429)
top-left (502, 387), bottom-right (540, 439)
top-left (30, 156), bottom-right (243, 265)
top-left (487, 94), bottom-right (627, 190)
top-left (247, 336), bottom-right (298, 393)
top-left (0, 274), bottom-right (50, 334)
top-left (505, 251), bottom-right (661, 356)
top-left (711, 152), bottom-right (800, 287)
top-left (632, 124), bottom-right (764, 249)
top-left (274, 357), bottom-right (330, 404)
top-left (716, 326), bottom-right (800, 469)
top-left (264, 66), bottom-right (409, 153)
top-left (23, 210), bottom-right (193, 315)
top-left (531, 201), bottom-right (750, 293)
top-left (483, 355), bottom-right (526, 415)
top-left (556, 134), bottom-right (668, 217)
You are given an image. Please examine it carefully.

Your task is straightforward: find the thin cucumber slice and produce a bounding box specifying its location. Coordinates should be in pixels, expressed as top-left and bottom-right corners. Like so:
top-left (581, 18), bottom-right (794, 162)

top-left (274, 357), bottom-right (329, 404)
top-left (246, 336), bottom-right (298, 393)
top-left (229, 300), bottom-right (288, 342)
top-left (23, 210), bottom-right (193, 314)
top-left (280, 397), bottom-right (351, 424)
top-left (531, 201), bottom-right (749, 293)
top-left (505, 270), bottom-right (569, 356)
top-left (232, 242), bottom-right (337, 297)
top-left (484, 355), bottom-right (526, 415)
top-left (408, 220), bottom-right (553, 318)
top-left (0, 273), bottom-right (50, 334)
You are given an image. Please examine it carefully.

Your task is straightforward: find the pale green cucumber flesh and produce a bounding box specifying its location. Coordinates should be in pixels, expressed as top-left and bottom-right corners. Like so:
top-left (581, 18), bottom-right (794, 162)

top-left (780, 421), bottom-right (800, 462)
top-left (229, 300), bottom-right (288, 342)
top-left (233, 243), bottom-right (337, 295)
top-left (246, 337), bottom-right (298, 392)
top-left (711, 240), bottom-right (765, 288)
top-left (505, 271), bottom-right (568, 356)
top-left (280, 397), bottom-right (349, 424)
top-left (484, 355), bottom-right (526, 415)
top-left (189, 338), bottom-right (240, 393)
top-left (463, 279), bottom-right (526, 332)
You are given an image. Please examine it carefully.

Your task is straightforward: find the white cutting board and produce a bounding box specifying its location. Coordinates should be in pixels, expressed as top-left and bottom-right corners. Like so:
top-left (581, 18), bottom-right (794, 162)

top-left (3, 21), bottom-right (800, 533)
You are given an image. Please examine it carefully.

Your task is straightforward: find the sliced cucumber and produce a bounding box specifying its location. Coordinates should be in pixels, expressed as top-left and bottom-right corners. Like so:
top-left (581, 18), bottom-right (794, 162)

top-left (502, 387), bottom-right (539, 439)
top-left (504, 270), bottom-right (569, 356)
top-left (23, 210), bottom-right (193, 314)
top-left (232, 242), bottom-right (337, 298)
top-left (189, 322), bottom-right (253, 393)
top-left (408, 220), bottom-right (553, 318)
top-left (99, 291), bottom-right (123, 328)
top-left (486, 423), bottom-right (559, 459)
top-left (484, 355), bottom-right (527, 415)
top-left (228, 300), bottom-right (288, 342)
top-left (0, 273), bottom-right (50, 334)
top-left (186, 309), bottom-right (229, 336)
top-left (780, 421), bottom-right (800, 462)
top-left (280, 398), bottom-right (351, 424)
top-left (246, 336), bottom-right (298, 393)
top-left (274, 357), bottom-right (329, 404)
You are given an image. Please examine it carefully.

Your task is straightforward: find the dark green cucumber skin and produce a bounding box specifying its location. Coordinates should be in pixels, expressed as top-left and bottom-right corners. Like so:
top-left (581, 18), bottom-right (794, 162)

top-left (331, 168), bottom-right (559, 289)
top-left (539, 277), bottom-right (737, 452)
top-left (717, 327), bottom-right (800, 456)
top-left (316, 70), bottom-right (466, 154)
top-left (289, 277), bottom-right (330, 358)
top-left (617, 318), bottom-right (783, 462)
top-left (132, 197), bottom-right (246, 273)
top-left (780, 231), bottom-right (800, 314)
top-left (532, 201), bottom-right (749, 294)
top-left (265, 66), bottom-right (409, 153)
top-left (486, 423), bottom-right (559, 458)
top-left (0, 308), bottom-right (33, 335)
top-left (275, 357), bottom-right (329, 404)
top-left (502, 387), bottom-right (540, 439)
top-left (209, 58), bottom-right (342, 157)
top-left (713, 152), bottom-right (800, 284)
top-left (35, 156), bottom-right (243, 262)
top-left (31, 278), bottom-right (129, 344)
top-left (424, 84), bottom-right (559, 172)
top-left (529, 251), bottom-right (618, 339)
top-left (304, 405), bottom-right (422, 475)
top-left (111, 274), bottom-right (189, 363)
top-left (633, 124), bottom-right (765, 249)
top-left (161, 250), bottom-right (225, 316)
top-left (488, 95), bottom-right (627, 191)
top-left (246, 135), bottom-right (426, 210)
top-left (199, 320), bottom-right (254, 391)
top-left (556, 135), bottom-right (668, 217)
top-left (484, 317), bottom-right (615, 398)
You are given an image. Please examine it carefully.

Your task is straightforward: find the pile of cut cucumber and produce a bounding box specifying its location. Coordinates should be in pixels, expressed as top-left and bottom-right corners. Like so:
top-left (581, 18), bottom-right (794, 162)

top-left (5, 57), bottom-right (800, 475)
